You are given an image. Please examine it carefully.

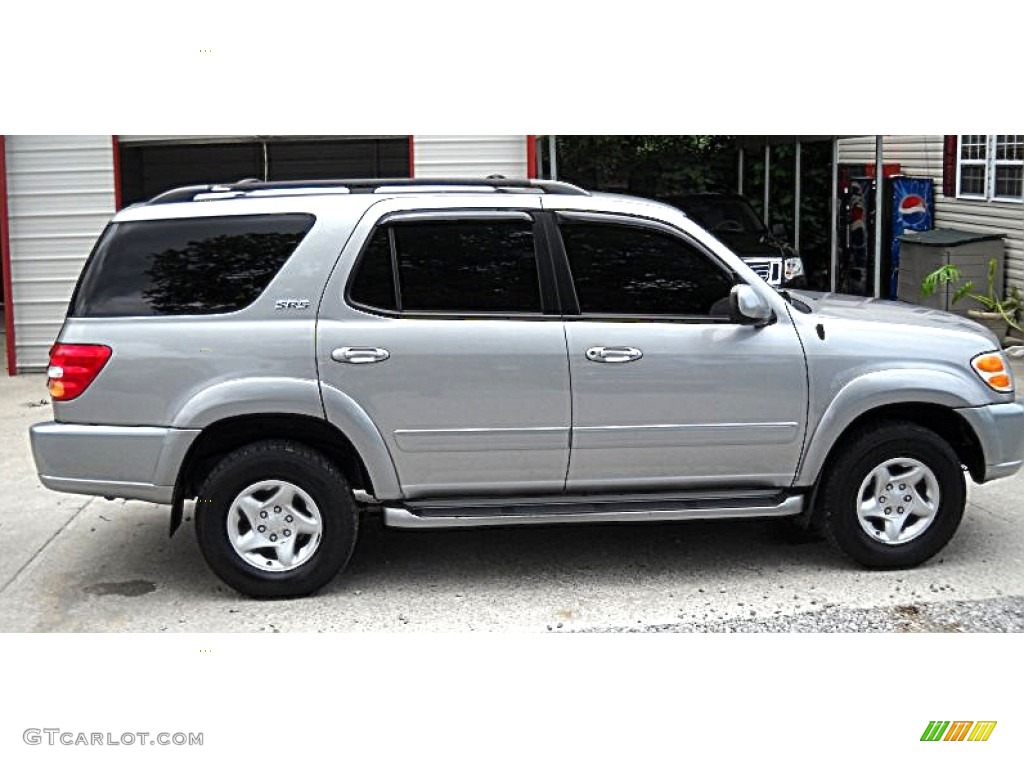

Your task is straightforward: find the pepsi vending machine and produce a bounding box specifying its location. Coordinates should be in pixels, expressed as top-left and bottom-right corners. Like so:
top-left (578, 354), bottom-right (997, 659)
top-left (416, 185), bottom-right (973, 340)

top-left (839, 171), bottom-right (934, 298)
top-left (841, 177), bottom-right (874, 296)
top-left (889, 177), bottom-right (934, 298)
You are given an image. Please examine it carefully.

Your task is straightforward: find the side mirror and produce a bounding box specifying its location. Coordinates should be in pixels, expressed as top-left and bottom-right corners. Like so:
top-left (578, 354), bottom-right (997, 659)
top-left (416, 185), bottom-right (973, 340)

top-left (771, 223), bottom-right (788, 239)
top-left (729, 285), bottom-right (774, 327)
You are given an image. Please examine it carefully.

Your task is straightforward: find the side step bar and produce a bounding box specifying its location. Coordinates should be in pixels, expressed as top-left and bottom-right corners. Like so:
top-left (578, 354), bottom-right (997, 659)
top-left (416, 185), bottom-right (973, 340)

top-left (383, 493), bottom-right (803, 529)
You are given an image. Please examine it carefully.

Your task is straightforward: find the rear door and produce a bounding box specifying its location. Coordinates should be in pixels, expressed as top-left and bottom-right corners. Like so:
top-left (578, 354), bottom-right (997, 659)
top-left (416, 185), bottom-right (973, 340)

top-left (551, 212), bottom-right (808, 493)
top-left (317, 205), bottom-right (571, 499)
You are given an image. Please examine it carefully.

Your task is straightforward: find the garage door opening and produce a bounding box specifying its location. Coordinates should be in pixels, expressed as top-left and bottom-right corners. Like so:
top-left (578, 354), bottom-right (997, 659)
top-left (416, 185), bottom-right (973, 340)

top-left (118, 137), bottom-right (411, 207)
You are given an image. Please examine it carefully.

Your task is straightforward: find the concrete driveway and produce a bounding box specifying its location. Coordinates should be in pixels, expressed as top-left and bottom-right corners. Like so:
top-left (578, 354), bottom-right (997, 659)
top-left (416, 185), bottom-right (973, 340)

top-left (1, 368), bottom-right (1022, 632)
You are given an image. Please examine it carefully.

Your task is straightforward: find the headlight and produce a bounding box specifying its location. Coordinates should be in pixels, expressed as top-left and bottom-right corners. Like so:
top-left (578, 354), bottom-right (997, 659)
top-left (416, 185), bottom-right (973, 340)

top-left (971, 351), bottom-right (1014, 393)
top-left (784, 257), bottom-right (804, 281)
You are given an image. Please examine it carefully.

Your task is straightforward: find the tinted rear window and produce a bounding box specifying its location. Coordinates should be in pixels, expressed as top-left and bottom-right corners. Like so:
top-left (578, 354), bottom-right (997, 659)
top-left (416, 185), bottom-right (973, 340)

top-left (347, 218), bottom-right (542, 314)
top-left (396, 220), bottom-right (540, 313)
top-left (70, 214), bottom-right (315, 317)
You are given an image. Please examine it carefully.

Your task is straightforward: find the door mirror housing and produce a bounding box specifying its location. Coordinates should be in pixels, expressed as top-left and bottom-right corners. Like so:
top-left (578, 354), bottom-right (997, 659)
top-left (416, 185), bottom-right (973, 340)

top-left (771, 222), bottom-right (788, 239)
top-left (729, 285), bottom-right (774, 326)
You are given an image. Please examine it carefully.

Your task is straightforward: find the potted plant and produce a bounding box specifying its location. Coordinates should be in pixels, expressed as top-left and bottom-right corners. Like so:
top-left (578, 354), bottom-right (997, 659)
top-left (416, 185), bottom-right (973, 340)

top-left (921, 257), bottom-right (1023, 340)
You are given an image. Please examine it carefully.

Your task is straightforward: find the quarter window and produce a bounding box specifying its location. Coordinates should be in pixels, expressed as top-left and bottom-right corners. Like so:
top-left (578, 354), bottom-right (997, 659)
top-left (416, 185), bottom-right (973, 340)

top-left (70, 214), bottom-right (315, 317)
top-left (348, 217), bottom-right (542, 314)
top-left (348, 227), bottom-right (397, 311)
top-left (558, 217), bottom-right (735, 317)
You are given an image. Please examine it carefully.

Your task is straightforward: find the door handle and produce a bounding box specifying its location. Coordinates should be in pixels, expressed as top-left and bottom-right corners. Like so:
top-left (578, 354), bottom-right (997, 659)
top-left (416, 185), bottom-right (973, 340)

top-left (332, 347), bottom-right (390, 364)
top-left (585, 346), bottom-right (643, 364)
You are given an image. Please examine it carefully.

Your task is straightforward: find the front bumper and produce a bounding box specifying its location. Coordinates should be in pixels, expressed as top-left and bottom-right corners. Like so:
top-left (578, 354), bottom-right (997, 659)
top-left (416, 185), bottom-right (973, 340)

top-left (956, 399), bottom-right (1024, 482)
top-left (29, 422), bottom-right (200, 504)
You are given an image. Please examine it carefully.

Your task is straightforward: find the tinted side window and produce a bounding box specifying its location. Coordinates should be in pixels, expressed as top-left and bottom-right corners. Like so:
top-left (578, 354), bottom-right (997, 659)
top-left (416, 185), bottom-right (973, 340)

top-left (71, 214), bottom-right (314, 317)
top-left (559, 217), bottom-right (734, 316)
top-left (348, 226), bottom-right (397, 311)
top-left (396, 220), bottom-right (540, 313)
top-left (349, 218), bottom-right (542, 314)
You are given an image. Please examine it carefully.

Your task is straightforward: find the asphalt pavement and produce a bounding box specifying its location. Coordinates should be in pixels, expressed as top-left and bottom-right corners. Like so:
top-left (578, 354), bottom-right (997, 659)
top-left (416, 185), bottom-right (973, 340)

top-left (1, 365), bottom-right (1022, 632)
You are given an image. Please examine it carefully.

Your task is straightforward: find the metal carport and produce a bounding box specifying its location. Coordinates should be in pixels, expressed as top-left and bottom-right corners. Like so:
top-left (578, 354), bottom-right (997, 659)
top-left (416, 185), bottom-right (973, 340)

top-left (539, 134), bottom-right (886, 297)
top-left (734, 135), bottom-right (885, 296)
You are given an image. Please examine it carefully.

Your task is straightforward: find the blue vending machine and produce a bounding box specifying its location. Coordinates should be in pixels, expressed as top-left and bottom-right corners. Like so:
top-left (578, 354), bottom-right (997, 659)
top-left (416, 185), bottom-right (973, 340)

top-left (890, 177), bottom-right (934, 298)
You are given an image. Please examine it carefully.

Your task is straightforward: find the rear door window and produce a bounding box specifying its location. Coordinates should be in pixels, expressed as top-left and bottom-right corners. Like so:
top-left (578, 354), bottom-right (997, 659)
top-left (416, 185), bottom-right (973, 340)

top-left (347, 217), bottom-right (542, 314)
top-left (70, 214), bottom-right (315, 317)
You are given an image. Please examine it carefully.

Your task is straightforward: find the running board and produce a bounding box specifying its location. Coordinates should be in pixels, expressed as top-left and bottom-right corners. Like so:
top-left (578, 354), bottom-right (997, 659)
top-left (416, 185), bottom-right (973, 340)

top-left (383, 493), bottom-right (803, 529)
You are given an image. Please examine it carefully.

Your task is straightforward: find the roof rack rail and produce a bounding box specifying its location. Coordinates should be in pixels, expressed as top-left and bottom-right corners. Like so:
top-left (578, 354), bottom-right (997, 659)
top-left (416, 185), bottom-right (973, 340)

top-left (147, 177), bottom-right (589, 205)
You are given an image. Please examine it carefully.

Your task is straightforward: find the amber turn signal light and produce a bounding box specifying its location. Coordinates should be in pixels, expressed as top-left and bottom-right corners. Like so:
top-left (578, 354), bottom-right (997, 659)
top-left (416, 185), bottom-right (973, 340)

top-left (975, 355), bottom-right (1005, 373)
top-left (971, 352), bottom-right (1013, 393)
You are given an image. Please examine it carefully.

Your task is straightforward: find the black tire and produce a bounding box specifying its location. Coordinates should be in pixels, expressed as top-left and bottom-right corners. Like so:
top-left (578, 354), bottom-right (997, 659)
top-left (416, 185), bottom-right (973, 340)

top-left (195, 440), bottom-right (358, 598)
top-left (820, 421), bottom-right (965, 569)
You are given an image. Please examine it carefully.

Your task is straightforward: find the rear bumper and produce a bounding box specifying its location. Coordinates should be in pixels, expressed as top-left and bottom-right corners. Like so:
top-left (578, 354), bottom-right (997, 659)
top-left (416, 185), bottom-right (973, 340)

top-left (956, 399), bottom-right (1024, 482)
top-left (29, 422), bottom-right (200, 504)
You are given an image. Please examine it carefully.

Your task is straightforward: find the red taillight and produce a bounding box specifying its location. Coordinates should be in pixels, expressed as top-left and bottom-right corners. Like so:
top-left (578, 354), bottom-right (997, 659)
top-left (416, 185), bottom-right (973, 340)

top-left (47, 344), bottom-right (112, 401)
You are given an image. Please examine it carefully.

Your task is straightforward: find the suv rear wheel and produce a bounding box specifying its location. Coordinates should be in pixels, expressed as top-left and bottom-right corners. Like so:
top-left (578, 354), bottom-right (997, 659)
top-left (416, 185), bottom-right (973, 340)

top-left (820, 421), bottom-right (966, 569)
top-left (195, 440), bottom-right (358, 598)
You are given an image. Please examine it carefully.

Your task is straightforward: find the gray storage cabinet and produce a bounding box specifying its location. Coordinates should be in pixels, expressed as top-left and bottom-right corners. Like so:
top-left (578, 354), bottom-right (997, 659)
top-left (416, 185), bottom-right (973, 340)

top-left (897, 229), bottom-right (1006, 314)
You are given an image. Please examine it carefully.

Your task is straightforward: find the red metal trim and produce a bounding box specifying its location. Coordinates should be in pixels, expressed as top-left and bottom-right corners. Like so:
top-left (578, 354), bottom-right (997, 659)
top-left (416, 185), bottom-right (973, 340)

top-left (408, 135), bottom-right (415, 178)
top-left (526, 135), bottom-right (537, 179)
top-left (111, 135), bottom-right (122, 210)
top-left (0, 135), bottom-right (16, 375)
top-left (865, 163), bottom-right (901, 179)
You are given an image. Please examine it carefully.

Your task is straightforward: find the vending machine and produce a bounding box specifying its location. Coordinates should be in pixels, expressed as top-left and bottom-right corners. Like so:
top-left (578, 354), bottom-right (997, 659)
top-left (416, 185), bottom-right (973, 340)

top-left (889, 177), bottom-right (935, 299)
top-left (838, 168), bottom-right (934, 298)
top-left (840, 176), bottom-right (875, 296)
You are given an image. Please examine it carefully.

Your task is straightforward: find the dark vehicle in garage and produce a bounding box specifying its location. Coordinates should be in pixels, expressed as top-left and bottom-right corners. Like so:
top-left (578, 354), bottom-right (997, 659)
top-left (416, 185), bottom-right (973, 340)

top-left (661, 192), bottom-right (806, 288)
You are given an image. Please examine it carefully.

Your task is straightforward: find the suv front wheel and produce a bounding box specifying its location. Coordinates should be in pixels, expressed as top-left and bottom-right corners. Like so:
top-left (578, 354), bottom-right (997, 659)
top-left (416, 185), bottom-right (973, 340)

top-left (195, 440), bottom-right (359, 598)
top-left (820, 421), bottom-right (966, 569)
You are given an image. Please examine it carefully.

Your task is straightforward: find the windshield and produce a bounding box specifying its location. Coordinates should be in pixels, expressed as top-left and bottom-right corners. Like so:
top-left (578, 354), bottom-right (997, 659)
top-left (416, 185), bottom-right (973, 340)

top-left (670, 196), bottom-right (767, 236)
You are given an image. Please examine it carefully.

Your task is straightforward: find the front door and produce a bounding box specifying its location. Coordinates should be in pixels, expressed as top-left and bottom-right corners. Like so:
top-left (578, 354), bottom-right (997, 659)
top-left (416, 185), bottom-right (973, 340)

top-left (552, 212), bottom-right (808, 493)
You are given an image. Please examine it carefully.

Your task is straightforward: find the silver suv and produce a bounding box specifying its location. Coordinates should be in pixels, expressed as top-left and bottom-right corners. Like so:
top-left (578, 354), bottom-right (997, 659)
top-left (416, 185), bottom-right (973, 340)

top-left (29, 178), bottom-right (1024, 597)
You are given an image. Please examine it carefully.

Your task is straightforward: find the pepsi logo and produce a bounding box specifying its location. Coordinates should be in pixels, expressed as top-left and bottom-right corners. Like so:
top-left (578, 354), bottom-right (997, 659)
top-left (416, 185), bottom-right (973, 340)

top-left (898, 192), bottom-right (930, 228)
top-left (899, 194), bottom-right (927, 215)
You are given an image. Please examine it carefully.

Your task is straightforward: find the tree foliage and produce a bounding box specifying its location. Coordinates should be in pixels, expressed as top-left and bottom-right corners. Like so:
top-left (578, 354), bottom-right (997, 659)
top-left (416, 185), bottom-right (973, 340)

top-left (556, 135), bottom-right (736, 197)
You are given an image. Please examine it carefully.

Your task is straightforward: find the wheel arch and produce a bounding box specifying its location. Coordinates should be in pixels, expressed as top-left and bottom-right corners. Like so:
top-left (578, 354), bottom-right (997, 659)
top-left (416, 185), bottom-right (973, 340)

top-left (802, 402), bottom-right (984, 527)
top-left (170, 412), bottom-right (400, 535)
top-left (796, 368), bottom-right (987, 487)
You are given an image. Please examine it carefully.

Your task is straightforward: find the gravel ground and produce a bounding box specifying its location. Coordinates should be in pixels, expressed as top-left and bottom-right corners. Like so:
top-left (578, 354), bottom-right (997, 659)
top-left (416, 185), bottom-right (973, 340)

top-left (585, 595), bottom-right (1024, 633)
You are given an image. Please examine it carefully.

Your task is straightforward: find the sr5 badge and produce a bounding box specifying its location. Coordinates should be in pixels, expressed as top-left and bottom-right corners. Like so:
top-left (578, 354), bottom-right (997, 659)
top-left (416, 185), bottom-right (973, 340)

top-left (275, 299), bottom-right (311, 310)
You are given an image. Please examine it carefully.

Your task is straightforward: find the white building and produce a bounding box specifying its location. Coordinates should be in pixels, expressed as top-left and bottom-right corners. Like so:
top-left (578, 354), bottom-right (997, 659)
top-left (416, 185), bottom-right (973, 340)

top-left (0, 135), bottom-right (538, 373)
top-left (837, 135), bottom-right (1024, 291)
